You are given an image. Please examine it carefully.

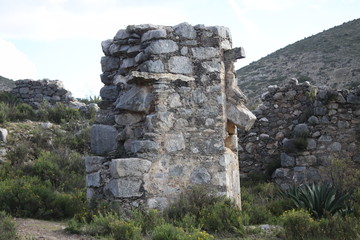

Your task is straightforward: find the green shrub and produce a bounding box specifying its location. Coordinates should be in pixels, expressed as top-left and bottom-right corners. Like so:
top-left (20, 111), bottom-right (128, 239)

top-left (280, 209), bottom-right (319, 240)
top-left (151, 224), bottom-right (214, 240)
top-left (244, 204), bottom-right (272, 225)
top-left (0, 102), bottom-right (10, 123)
top-left (0, 211), bottom-right (19, 240)
top-left (24, 150), bottom-right (85, 192)
top-left (199, 199), bottom-right (245, 234)
top-left (48, 102), bottom-right (80, 124)
top-left (281, 209), bottom-right (360, 240)
top-left (323, 158), bottom-right (360, 194)
top-left (132, 208), bottom-right (164, 234)
top-left (9, 103), bottom-right (36, 121)
top-left (318, 215), bottom-right (360, 240)
top-left (281, 183), bottom-right (351, 219)
top-left (109, 219), bottom-right (142, 240)
top-left (0, 176), bottom-right (85, 219)
top-left (83, 212), bottom-right (121, 235)
top-left (164, 186), bottom-right (221, 222)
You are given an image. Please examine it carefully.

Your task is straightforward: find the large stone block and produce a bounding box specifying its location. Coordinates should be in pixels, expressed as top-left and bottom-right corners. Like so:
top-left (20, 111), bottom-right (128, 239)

top-left (100, 85), bottom-right (119, 101)
top-left (115, 112), bottom-right (144, 126)
top-left (85, 156), bottom-right (106, 173)
top-left (101, 56), bottom-right (120, 72)
top-left (86, 171), bottom-right (101, 187)
top-left (226, 104), bottom-right (256, 131)
top-left (141, 29), bottom-right (167, 42)
top-left (124, 139), bottom-right (160, 153)
top-left (105, 179), bottom-right (143, 198)
top-left (110, 158), bottom-right (152, 178)
top-left (145, 40), bottom-right (178, 54)
top-left (168, 56), bottom-right (193, 74)
top-left (0, 128), bottom-right (8, 143)
top-left (191, 47), bottom-right (219, 59)
top-left (115, 86), bottom-right (153, 112)
top-left (90, 124), bottom-right (118, 155)
top-left (174, 22), bottom-right (196, 39)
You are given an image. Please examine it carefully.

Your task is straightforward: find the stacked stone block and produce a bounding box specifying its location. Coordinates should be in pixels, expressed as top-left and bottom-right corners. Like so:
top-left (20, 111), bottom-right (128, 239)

top-left (86, 23), bottom-right (255, 209)
top-left (238, 79), bottom-right (360, 189)
top-left (11, 79), bottom-right (75, 107)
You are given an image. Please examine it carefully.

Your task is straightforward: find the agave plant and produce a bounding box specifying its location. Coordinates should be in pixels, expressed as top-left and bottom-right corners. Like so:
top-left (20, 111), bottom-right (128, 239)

top-left (281, 183), bottom-right (352, 218)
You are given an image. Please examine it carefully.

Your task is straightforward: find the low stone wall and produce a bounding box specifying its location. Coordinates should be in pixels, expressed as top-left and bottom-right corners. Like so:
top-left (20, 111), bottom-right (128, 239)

top-left (86, 23), bottom-right (255, 210)
top-left (11, 79), bottom-right (75, 108)
top-left (238, 79), bottom-right (360, 188)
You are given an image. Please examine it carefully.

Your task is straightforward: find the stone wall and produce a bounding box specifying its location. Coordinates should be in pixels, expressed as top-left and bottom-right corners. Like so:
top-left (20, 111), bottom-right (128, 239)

top-left (11, 79), bottom-right (75, 108)
top-left (86, 22), bottom-right (255, 210)
top-left (238, 79), bottom-right (360, 188)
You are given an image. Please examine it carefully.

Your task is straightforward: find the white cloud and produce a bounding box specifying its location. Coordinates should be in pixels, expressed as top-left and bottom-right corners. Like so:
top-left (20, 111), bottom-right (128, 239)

top-left (0, 0), bottom-right (187, 40)
top-left (0, 39), bottom-right (37, 80)
top-left (240, 0), bottom-right (297, 11)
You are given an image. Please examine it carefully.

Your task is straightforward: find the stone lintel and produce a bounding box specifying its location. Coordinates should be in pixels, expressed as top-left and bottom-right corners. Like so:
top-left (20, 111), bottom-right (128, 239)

top-left (127, 71), bottom-right (195, 84)
top-left (224, 47), bottom-right (245, 61)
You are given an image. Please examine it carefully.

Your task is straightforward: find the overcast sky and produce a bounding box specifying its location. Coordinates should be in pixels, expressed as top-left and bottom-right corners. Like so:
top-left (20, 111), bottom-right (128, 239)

top-left (0, 0), bottom-right (359, 98)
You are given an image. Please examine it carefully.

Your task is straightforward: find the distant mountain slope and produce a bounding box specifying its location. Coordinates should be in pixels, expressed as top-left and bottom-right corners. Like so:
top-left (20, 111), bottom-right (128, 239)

top-left (0, 75), bottom-right (15, 91)
top-left (236, 18), bottom-right (360, 106)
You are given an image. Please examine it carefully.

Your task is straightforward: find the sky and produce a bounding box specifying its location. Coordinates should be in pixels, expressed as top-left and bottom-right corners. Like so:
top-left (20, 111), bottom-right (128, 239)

top-left (0, 0), bottom-right (359, 98)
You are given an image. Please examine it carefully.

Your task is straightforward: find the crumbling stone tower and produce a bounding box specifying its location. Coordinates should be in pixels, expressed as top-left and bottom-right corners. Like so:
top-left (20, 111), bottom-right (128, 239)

top-left (86, 23), bottom-right (255, 209)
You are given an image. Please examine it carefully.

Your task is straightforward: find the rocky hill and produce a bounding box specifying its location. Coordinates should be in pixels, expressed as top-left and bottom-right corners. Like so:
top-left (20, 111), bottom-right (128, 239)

top-left (237, 18), bottom-right (360, 106)
top-left (0, 75), bottom-right (15, 92)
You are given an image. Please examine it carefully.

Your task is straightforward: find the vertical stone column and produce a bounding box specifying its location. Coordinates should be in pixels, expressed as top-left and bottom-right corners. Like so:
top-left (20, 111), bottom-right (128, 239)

top-left (86, 23), bottom-right (255, 209)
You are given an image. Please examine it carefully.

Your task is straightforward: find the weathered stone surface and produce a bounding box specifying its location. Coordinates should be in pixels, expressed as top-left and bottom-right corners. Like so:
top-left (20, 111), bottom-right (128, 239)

top-left (110, 158), bottom-right (152, 178)
top-left (106, 179), bottom-right (143, 198)
top-left (191, 167), bottom-right (211, 184)
top-left (127, 71), bottom-right (195, 83)
top-left (168, 165), bottom-right (184, 177)
top-left (293, 123), bottom-right (309, 137)
top-left (101, 56), bottom-right (120, 72)
top-left (121, 58), bottom-right (136, 69)
top-left (139, 60), bottom-right (164, 73)
top-left (191, 47), bottom-right (219, 59)
top-left (124, 139), bottom-right (160, 153)
top-left (85, 156), bottom-right (106, 173)
top-left (114, 29), bottom-right (130, 40)
top-left (226, 104), bottom-right (256, 131)
top-left (100, 85), bottom-right (119, 101)
top-left (115, 86), bottom-right (153, 112)
top-left (347, 94), bottom-right (360, 104)
top-left (101, 39), bottom-right (112, 56)
top-left (115, 113), bottom-right (144, 125)
top-left (224, 47), bottom-right (245, 61)
top-left (280, 153), bottom-right (295, 167)
top-left (0, 128), bottom-right (8, 143)
top-left (86, 172), bottom-right (101, 187)
top-left (168, 56), bottom-right (193, 74)
top-left (141, 29), bottom-right (167, 42)
top-left (90, 124), bottom-right (118, 155)
top-left (164, 133), bottom-right (185, 152)
top-left (145, 40), bottom-right (178, 54)
top-left (174, 22), bottom-right (196, 39)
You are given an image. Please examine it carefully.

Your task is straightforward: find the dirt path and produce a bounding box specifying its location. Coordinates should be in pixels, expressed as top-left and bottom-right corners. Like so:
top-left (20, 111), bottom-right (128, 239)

top-left (15, 218), bottom-right (94, 240)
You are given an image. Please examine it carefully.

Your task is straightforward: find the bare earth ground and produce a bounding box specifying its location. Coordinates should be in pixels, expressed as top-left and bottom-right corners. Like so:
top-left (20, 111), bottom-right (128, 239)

top-left (15, 218), bottom-right (94, 240)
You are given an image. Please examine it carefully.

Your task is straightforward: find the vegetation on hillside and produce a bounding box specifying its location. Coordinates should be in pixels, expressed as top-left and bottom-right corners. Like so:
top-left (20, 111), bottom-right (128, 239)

top-left (237, 18), bottom-right (360, 106)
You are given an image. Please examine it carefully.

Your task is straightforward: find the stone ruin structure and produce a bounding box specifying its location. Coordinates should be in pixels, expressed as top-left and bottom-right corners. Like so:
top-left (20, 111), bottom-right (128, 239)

top-left (238, 79), bottom-right (360, 189)
top-left (11, 79), bottom-right (76, 108)
top-left (85, 22), bottom-right (256, 209)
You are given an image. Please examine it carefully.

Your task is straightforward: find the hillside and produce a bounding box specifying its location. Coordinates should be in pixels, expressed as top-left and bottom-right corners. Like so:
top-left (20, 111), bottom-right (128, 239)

top-left (0, 75), bottom-right (15, 91)
top-left (237, 18), bottom-right (360, 106)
